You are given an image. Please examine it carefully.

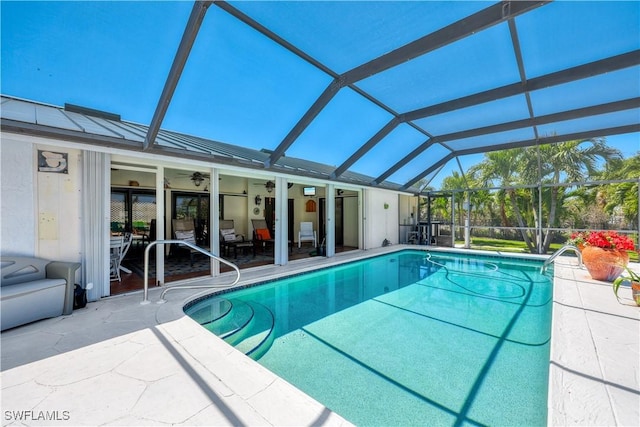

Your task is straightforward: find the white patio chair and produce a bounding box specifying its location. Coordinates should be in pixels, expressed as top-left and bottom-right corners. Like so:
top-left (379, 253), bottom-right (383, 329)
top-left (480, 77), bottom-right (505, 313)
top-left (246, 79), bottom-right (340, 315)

top-left (110, 232), bottom-right (133, 282)
top-left (298, 222), bottom-right (317, 248)
top-left (110, 235), bottom-right (124, 282)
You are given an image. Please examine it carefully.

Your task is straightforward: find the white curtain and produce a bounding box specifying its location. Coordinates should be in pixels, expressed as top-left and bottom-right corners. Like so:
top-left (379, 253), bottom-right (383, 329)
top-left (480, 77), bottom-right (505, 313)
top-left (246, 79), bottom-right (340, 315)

top-left (81, 151), bottom-right (110, 300)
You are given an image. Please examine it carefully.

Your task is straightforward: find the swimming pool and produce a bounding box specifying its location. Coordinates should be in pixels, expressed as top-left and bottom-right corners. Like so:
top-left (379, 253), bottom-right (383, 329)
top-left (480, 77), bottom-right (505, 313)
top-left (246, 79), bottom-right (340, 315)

top-left (185, 250), bottom-right (553, 426)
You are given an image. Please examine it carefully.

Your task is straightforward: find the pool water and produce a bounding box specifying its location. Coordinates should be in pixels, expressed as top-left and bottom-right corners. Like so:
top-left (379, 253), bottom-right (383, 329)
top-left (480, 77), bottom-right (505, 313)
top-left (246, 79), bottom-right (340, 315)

top-left (185, 250), bottom-right (553, 426)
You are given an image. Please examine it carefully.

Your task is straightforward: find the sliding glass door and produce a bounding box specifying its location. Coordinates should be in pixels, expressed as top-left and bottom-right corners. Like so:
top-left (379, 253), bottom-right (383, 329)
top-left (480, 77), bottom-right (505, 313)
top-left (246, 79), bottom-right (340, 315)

top-left (110, 189), bottom-right (156, 234)
top-left (172, 192), bottom-right (209, 245)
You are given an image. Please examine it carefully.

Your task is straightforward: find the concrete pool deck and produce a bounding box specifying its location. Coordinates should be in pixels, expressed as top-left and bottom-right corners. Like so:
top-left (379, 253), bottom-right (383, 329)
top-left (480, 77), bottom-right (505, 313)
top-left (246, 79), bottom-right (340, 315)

top-left (1, 246), bottom-right (638, 426)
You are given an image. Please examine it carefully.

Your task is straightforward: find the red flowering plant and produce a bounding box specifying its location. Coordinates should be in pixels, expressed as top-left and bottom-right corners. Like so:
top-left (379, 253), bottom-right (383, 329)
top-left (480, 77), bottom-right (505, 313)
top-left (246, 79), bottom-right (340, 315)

top-left (566, 231), bottom-right (586, 248)
top-left (569, 231), bottom-right (637, 282)
top-left (567, 230), bottom-right (635, 251)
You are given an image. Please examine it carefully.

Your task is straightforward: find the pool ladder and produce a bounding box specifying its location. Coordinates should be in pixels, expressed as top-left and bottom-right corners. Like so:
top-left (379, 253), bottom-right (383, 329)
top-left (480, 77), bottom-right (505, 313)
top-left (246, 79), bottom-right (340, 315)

top-left (540, 244), bottom-right (582, 274)
top-left (141, 240), bottom-right (241, 305)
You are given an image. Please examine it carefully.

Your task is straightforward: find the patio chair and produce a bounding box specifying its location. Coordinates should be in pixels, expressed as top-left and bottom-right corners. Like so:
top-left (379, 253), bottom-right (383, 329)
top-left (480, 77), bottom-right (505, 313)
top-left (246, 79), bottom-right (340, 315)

top-left (172, 218), bottom-right (208, 266)
top-left (110, 232), bottom-right (133, 282)
top-left (219, 219), bottom-right (246, 256)
top-left (252, 219), bottom-right (292, 254)
top-left (110, 235), bottom-right (123, 281)
top-left (252, 219), bottom-right (274, 253)
top-left (132, 220), bottom-right (150, 247)
top-left (298, 222), bottom-right (317, 248)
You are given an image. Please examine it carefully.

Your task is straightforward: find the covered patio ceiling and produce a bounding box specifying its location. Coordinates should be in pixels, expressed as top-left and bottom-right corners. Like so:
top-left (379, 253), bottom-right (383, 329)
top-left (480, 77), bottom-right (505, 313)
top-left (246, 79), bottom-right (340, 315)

top-left (144, 1), bottom-right (639, 193)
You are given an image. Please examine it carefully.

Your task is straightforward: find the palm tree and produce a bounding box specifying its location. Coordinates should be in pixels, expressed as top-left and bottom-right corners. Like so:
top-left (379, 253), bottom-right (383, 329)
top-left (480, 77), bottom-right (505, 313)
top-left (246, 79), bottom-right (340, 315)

top-left (467, 139), bottom-right (620, 253)
top-left (469, 148), bottom-right (537, 249)
top-left (441, 172), bottom-right (467, 227)
top-left (597, 152), bottom-right (639, 228)
top-left (469, 188), bottom-right (495, 226)
top-left (470, 149), bottom-right (520, 226)
top-left (529, 138), bottom-right (621, 252)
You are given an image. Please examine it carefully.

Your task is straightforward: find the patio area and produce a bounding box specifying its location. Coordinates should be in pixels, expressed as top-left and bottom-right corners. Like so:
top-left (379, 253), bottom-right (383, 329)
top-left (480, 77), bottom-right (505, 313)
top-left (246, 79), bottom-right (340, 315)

top-left (2, 247), bottom-right (638, 426)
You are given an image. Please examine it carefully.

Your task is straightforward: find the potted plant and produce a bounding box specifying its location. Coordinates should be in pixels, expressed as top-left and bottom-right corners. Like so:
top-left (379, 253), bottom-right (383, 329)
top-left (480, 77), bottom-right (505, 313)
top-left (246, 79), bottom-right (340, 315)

top-left (612, 266), bottom-right (640, 306)
top-left (567, 230), bottom-right (635, 281)
top-left (566, 231), bottom-right (587, 251)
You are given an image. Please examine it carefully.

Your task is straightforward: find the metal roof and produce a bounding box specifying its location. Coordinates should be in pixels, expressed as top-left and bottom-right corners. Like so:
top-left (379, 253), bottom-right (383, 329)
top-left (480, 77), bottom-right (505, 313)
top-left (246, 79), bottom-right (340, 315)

top-left (2, 1), bottom-right (639, 193)
top-left (0, 95), bottom-right (398, 190)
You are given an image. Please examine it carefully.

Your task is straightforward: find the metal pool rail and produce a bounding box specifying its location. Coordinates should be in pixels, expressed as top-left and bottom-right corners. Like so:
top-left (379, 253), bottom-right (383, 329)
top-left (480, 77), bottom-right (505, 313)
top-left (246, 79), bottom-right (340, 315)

top-left (541, 244), bottom-right (582, 274)
top-left (141, 240), bottom-right (240, 304)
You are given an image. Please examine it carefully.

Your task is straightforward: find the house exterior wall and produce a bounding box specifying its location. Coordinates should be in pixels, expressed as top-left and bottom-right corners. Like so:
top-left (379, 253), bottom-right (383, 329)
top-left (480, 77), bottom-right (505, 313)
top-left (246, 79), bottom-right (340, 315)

top-left (1, 129), bottom-right (410, 300)
top-left (1, 137), bottom-right (36, 256)
top-left (246, 177), bottom-right (268, 236)
top-left (1, 135), bottom-right (82, 263)
top-left (36, 144), bottom-right (82, 261)
top-left (364, 188), bottom-right (399, 249)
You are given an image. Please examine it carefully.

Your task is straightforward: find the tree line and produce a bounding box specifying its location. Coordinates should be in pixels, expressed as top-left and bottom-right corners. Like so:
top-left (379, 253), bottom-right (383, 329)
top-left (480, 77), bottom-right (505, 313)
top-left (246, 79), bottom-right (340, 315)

top-left (424, 138), bottom-right (639, 254)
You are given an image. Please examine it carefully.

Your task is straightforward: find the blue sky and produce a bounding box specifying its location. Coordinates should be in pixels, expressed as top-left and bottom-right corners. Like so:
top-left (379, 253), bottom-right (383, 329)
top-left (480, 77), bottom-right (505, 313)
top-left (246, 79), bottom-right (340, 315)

top-left (2, 1), bottom-right (638, 190)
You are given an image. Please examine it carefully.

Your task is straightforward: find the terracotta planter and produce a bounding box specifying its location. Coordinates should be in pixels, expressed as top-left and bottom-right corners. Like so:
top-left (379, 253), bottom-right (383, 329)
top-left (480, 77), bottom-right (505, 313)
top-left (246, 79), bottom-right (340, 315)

top-left (581, 246), bottom-right (629, 281)
top-left (632, 282), bottom-right (640, 306)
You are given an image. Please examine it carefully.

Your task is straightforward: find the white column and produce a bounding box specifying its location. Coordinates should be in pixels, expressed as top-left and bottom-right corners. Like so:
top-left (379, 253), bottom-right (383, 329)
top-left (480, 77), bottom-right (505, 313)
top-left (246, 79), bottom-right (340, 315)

top-left (155, 165), bottom-right (165, 285)
top-left (464, 192), bottom-right (471, 249)
top-left (451, 192), bottom-right (456, 247)
top-left (211, 167), bottom-right (220, 276)
top-left (326, 183), bottom-right (335, 257)
top-left (274, 176), bottom-right (289, 265)
top-left (361, 189), bottom-right (369, 250)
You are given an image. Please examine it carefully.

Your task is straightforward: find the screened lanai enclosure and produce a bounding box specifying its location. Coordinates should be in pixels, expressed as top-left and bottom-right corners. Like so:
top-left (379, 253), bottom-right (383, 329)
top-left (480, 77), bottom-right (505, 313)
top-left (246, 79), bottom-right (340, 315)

top-left (135, 1), bottom-right (638, 189)
top-left (2, 1), bottom-right (639, 258)
top-left (413, 157), bottom-right (639, 255)
top-left (136, 1), bottom-right (640, 254)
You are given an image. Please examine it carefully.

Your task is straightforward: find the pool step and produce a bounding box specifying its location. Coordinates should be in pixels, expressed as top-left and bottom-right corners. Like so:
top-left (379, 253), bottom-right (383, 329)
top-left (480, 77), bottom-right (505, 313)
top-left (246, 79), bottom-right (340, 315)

top-left (203, 299), bottom-right (255, 338)
top-left (233, 302), bottom-right (275, 360)
top-left (185, 297), bottom-right (233, 325)
top-left (187, 298), bottom-right (276, 359)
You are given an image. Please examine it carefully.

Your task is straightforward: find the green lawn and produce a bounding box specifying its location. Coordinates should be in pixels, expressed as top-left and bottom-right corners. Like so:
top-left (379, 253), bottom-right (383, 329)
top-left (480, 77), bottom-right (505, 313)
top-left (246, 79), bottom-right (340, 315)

top-left (455, 237), bottom-right (639, 262)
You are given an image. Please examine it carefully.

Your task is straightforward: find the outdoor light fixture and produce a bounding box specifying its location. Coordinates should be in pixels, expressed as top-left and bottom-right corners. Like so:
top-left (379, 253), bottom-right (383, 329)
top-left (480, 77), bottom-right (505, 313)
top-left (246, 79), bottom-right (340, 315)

top-left (255, 195), bottom-right (262, 206)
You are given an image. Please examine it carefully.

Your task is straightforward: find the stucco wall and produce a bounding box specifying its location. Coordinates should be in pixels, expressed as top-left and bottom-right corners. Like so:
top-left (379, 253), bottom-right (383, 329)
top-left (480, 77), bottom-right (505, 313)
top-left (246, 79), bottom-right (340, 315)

top-left (364, 188), bottom-right (399, 249)
top-left (36, 144), bottom-right (82, 261)
top-left (1, 137), bottom-right (36, 256)
top-left (0, 136), bottom-right (82, 263)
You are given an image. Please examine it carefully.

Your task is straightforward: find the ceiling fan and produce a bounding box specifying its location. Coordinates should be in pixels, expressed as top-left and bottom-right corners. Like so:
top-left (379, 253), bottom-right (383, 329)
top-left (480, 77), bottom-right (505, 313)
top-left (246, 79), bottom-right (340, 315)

top-left (253, 180), bottom-right (294, 193)
top-left (172, 171), bottom-right (210, 187)
top-left (189, 172), bottom-right (208, 187)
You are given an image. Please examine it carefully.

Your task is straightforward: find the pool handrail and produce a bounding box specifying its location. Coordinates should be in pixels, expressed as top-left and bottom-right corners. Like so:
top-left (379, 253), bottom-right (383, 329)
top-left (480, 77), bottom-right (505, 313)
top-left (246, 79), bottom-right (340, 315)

top-left (540, 244), bottom-right (582, 274)
top-left (141, 239), bottom-right (241, 305)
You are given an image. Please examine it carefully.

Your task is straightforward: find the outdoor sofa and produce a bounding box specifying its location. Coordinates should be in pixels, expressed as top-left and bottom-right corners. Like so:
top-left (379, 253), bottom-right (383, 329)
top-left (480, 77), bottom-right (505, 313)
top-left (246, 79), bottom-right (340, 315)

top-left (1, 256), bottom-right (80, 331)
